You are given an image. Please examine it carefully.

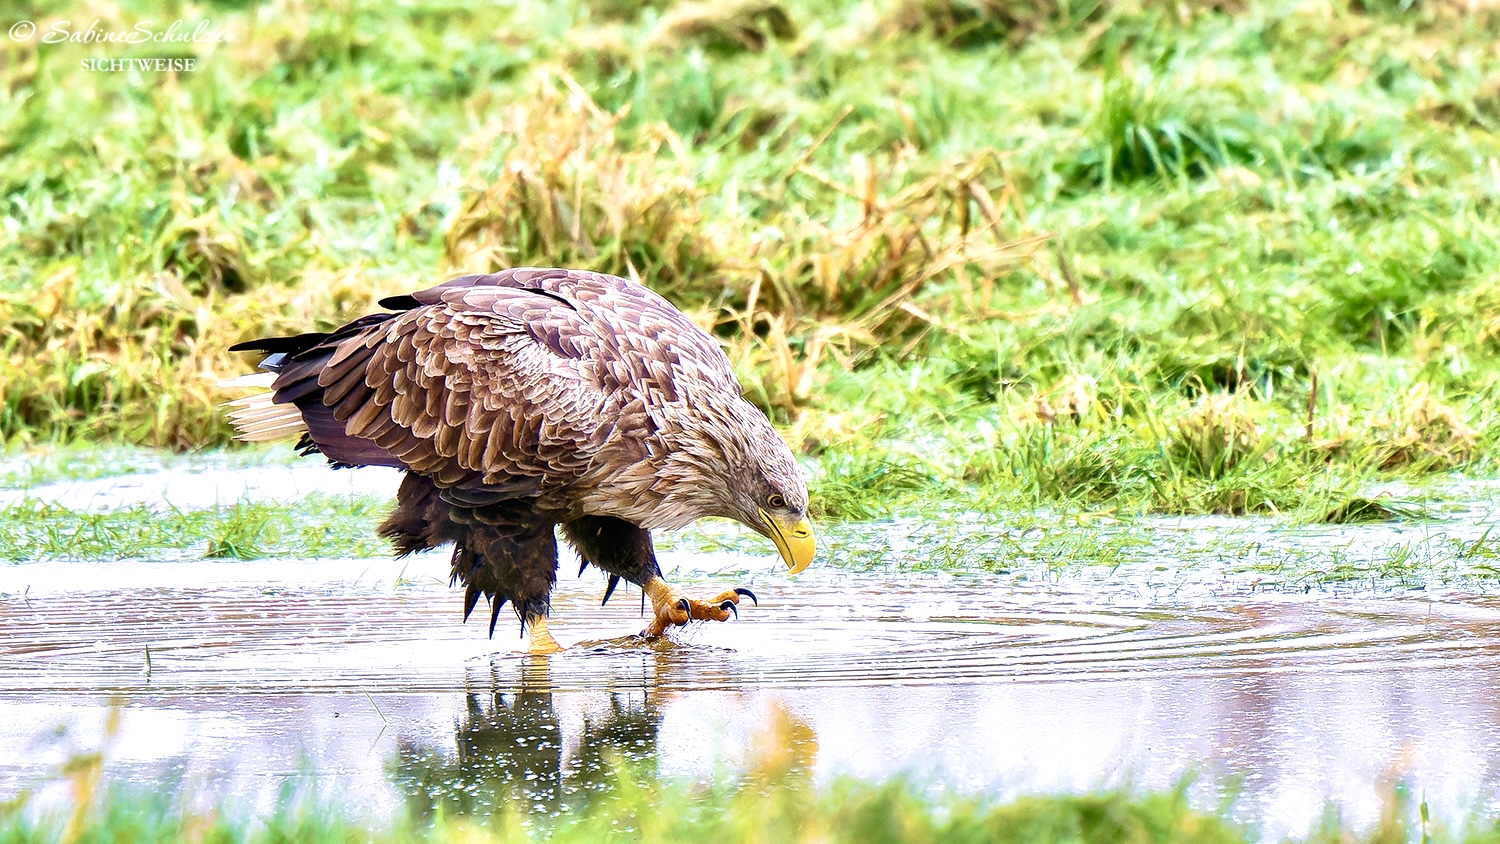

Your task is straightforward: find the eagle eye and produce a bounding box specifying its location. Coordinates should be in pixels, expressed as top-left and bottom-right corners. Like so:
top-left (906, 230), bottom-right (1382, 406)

top-left (766, 493), bottom-right (786, 509)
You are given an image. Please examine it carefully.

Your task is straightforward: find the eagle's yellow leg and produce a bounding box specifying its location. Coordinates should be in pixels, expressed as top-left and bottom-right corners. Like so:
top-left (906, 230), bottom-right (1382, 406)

top-left (528, 616), bottom-right (564, 654)
top-left (641, 577), bottom-right (755, 637)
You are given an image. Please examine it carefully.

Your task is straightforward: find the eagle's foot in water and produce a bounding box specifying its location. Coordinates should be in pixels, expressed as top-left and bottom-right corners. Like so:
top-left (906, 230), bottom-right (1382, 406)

top-left (641, 577), bottom-right (757, 637)
top-left (526, 616), bottom-right (564, 655)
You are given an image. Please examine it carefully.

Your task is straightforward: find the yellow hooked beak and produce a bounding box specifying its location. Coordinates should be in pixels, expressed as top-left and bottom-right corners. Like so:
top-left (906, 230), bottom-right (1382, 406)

top-left (759, 509), bottom-right (816, 575)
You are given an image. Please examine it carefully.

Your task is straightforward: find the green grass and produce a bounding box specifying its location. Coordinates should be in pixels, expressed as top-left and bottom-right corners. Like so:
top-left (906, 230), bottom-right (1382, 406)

top-left (1, 721), bottom-right (1489, 844)
top-left (0, 777), bottom-right (1252, 844)
top-left (674, 486), bottom-right (1500, 590)
top-left (0, 493), bottom-right (390, 561)
top-left (1, 724), bottom-right (1494, 844)
top-left (5, 0), bottom-right (1500, 518)
top-left (4, 444), bottom-right (1499, 591)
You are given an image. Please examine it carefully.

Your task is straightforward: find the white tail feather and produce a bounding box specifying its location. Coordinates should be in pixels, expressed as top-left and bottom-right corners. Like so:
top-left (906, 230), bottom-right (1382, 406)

top-left (218, 384), bottom-right (307, 443)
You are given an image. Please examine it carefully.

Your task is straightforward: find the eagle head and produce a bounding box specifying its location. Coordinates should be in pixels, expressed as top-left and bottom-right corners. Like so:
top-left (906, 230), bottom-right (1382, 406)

top-left (659, 396), bottom-right (816, 574)
top-left (715, 400), bottom-right (816, 575)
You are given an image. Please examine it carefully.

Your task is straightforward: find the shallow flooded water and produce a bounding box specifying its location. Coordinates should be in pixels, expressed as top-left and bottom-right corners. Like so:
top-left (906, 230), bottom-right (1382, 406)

top-left (6, 546), bottom-right (1500, 838)
top-left (6, 460), bottom-right (1500, 836)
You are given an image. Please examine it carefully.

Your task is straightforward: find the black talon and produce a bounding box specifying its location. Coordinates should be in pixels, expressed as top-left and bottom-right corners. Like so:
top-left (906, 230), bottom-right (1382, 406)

top-left (720, 600), bottom-right (738, 619)
top-left (462, 585), bottom-right (481, 623)
top-left (675, 598), bottom-right (691, 617)
top-left (734, 587), bottom-right (758, 607)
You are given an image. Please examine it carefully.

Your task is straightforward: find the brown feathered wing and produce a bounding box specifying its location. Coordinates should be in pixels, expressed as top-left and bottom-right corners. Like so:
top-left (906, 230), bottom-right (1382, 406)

top-left (233, 268), bottom-right (739, 510)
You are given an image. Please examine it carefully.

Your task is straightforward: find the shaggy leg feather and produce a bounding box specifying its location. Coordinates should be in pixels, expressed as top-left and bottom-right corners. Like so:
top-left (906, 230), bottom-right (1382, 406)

top-left (380, 472), bottom-right (561, 647)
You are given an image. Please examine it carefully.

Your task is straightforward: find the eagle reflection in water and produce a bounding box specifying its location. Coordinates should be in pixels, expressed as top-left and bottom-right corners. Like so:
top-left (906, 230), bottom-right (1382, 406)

top-left (390, 659), bottom-right (664, 819)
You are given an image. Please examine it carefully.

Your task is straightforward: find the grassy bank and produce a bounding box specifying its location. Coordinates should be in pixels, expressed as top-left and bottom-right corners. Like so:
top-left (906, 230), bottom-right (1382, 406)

top-left (4, 0), bottom-right (1500, 517)
top-left (0, 783), bottom-right (1350, 844)
top-left (7, 445), bottom-right (1500, 592)
top-left (0, 726), bottom-right (1486, 844)
top-left (0, 494), bottom-right (391, 561)
top-left (0, 779), bottom-right (1258, 844)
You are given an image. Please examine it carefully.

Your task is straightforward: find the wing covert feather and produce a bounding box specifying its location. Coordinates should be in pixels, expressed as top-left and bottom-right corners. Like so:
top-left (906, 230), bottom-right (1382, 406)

top-left (271, 268), bottom-right (742, 505)
top-left (308, 287), bottom-right (607, 493)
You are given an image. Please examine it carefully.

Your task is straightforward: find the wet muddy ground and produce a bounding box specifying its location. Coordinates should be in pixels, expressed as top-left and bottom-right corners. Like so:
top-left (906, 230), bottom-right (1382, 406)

top-left (5, 463), bottom-right (1500, 838)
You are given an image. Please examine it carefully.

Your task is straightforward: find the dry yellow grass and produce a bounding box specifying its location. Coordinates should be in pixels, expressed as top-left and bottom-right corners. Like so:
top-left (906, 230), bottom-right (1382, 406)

top-left (1168, 392), bottom-right (1267, 478)
top-left (442, 73), bottom-right (1043, 415)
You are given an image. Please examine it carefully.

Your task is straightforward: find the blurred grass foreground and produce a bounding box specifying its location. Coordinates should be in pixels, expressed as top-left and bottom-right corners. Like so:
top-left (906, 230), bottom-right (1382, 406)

top-left (5, 0), bottom-right (1500, 520)
top-left (1, 707), bottom-right (1493, 844)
